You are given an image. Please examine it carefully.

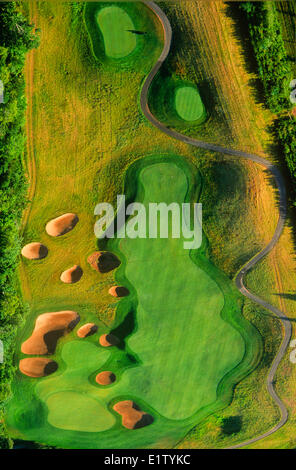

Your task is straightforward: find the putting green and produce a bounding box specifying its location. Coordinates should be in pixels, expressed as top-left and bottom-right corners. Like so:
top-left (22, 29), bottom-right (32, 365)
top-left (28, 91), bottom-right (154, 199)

top-left (96, 6), bottom-right (137, 59)
top-left (37, 341), bottom-right (115, 432)
top-left (175, 86), bottom-right (205, 122)
top-left (46, 391), bottom-right (114, 432)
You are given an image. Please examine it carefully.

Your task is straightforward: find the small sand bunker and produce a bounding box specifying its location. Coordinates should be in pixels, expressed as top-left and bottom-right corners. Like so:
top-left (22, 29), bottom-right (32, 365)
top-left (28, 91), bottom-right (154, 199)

top-left (19, 358), bottom-right (58, 378)
top-left (46, 213), bottom-right (79, 237)
top-left (21, 242), bottom-right (48, 260)
top-left (88, 251), bottom-right (121, 273)
top-left (96, 371), bottom-right (116, 385)
top-left (21, 311), bottom-right (80, 355)
top-left (109, 286), bottom-right (130, 298)
top-left (60, 265), bottom-right (83, 284)
top-left (113, 400), bottom-right (154, 430)
top-left (99, 333), bottom-right (120, 347)
top-left (77, 323), bottom-right (98, 338)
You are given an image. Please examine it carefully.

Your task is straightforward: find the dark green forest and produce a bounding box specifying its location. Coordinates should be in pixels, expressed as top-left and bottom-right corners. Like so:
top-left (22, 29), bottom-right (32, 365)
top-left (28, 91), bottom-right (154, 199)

top-left (241, 1), bottom-right (296, 206)
top-left (0, 1), bottom-right (38, 448)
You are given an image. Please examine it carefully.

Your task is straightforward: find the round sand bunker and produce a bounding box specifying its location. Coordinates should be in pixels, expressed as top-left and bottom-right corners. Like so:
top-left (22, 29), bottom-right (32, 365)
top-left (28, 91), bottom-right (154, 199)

top-left (77, 323), bottom-right (98, 338)
top-left (60, 265), bottom-right (83, 284)
top-left (21, 242), bottom-right (48, 260)
top-left (96, 371), bottom-right (116, 385)
top-left (99, 333), bottom-right (120, 347)
top-left (46, 213), bottom-right (79, 237)
top-left (19, 358), bottom-right (58, 378)
top-left (87, 251), bottom-right (121, 273)
top-left (109, 286), bottom-right (130, 297)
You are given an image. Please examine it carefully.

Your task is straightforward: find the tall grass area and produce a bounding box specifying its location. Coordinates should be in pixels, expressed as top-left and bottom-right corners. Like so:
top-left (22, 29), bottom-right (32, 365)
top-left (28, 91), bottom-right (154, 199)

top-left (0, 2), bottom-right (38, 448)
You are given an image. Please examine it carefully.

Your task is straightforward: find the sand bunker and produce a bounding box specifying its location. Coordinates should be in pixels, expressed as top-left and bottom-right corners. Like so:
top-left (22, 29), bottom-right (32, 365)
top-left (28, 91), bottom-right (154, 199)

top-left (77, 323), bottom-right (98, 338)
top-left (21, 242), bottom-right (48, 260)
top-left (21, 311), bottom-right (80, 355)
top-left (113, 400), bottom-right (154, 430)
top-left (46, 213), bottom-right (79, 237)
top-left (19, 358), bottom-right (58, 378)
top-left (87, 251), bottom-right (121, 273)
top-left (60, 265), bottom-right (83, 284)
top-left (109, 286), bottom-right (130, 297)
top-left (99, 333), bottom-right (120, 347)
top-left (96, 371), bottom-right (116, 385)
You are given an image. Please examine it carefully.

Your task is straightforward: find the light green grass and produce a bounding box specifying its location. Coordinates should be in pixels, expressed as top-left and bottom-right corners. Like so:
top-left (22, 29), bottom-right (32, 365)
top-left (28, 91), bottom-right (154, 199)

top-left (175, 86), bottom-right (205, 122)
top-left (47, 391), bottom-right (114, 432)
top-left (112, 161), bottom-right (244, 419)
top-left (96, 6), bottom-right (137, 59)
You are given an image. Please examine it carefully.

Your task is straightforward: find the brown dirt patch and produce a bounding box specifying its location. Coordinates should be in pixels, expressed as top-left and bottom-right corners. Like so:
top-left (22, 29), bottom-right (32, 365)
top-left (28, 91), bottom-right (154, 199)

top-left (21, 242), bottom-right (48, 260)
top-left (19, 358), bottom-right (58, 378)
top-left (99, 333), bottom-right (120, 347)
top-left (77, 323), bottom-right (98, 338)
top-left (113, 400), bottom-right (154, 430)
top-left (46, 213), bottom-right (79, 237)
top-left (87, 251), bottom-right (121, 273)
top-left (60, 265), bottom-right (83, 284)
top-left (21, 311), bottom-right (80, 355)
top-left (96, 371), bottom-right (116, 385)
top-left (109, 286), bottom-right (130, 297)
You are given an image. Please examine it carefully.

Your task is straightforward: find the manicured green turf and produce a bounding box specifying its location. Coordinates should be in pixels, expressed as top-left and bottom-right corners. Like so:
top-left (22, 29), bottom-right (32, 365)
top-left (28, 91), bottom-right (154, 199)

top-left (96, 6), bottom-right (137, 59)
top-left (38, 341), bottom-right (114, 432)
top-left (47, 391), bottom-right (114, 432)
top-left (5, 156), bottom-right (261, 449)
top-left (110, 160), bottom-right (244, 419)
top-left (175, 86), bottom-right (205, 122)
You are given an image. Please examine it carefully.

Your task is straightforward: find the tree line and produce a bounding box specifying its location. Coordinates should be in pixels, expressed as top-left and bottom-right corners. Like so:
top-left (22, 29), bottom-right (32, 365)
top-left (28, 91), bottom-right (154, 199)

top-left (0, 1), bottom-right (39, 448)
top-left (241, 1), bottom-right (296, 206)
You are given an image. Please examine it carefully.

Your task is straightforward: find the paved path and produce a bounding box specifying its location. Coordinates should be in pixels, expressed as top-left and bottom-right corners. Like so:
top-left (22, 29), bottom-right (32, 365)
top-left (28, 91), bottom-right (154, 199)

top-left (141, 0), bottom-right (292, 448)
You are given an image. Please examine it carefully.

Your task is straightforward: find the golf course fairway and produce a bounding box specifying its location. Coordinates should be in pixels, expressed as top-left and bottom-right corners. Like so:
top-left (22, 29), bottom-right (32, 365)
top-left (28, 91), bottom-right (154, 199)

top-left (96, 6), bottom-right (137, 59)
top-left (175, 86), bottom-right (206, 122)
top-left (6, 155), bottom-right (261, 449)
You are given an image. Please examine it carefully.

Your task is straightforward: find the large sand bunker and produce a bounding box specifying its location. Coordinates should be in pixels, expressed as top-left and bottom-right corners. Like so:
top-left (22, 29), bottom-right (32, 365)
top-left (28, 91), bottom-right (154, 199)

top-left (87, 251), bottom-right (121, 273)
top-left (21, 311), bottom-right (80, 355)
top-left (96, 371), bottom-right (116, 385)
top-left (109, 286), bottom-right (130, 297)
top-left (21, 242), bottom-right (48, 260)
top-left (19, 358), bottom-right (58, 378)
top-left (60, 265), bottom-right (83, 284)
top-left (99, 333), bottom-right (120, 347)
top-left (113, 400), bottom-right (154, 430)
top-left (77, 323), bottom-right (98, 338)
top-left (46, 213), bottom-right (79, 237)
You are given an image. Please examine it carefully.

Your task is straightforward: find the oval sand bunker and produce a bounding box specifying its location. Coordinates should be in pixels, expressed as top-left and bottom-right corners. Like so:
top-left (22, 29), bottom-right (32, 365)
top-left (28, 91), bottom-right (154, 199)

top-left (88, 251), bottom-right (121, 273)
top-left (19, 358), bottom-right (58, 378)
top-left (109, 286), bottom-right (129, 297)
top-left (96, 371), bottom-right (116, 385)
top-left (113, 400), bottom-right (154, 430)
top-left (99, 334), bottom-right (120, 347)
top-left (21, 311), bottom-right (80, 355)
top-left (77, 323), bottom-right (98, 338)
top-left (21, 242), bottom-right (48, 260)
top-left (46, 213), bottom-right (79, 237)
top-left (60, 265), bottom-right (83, 284)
